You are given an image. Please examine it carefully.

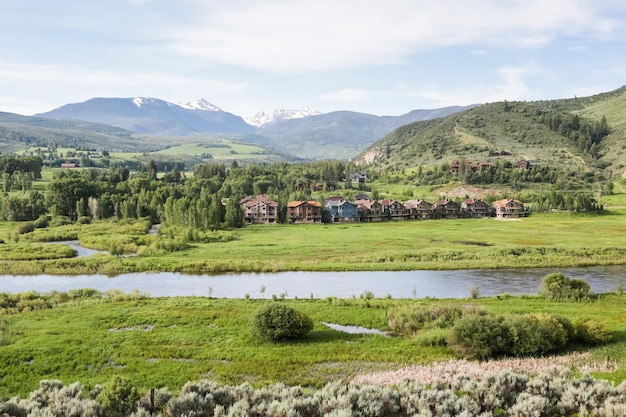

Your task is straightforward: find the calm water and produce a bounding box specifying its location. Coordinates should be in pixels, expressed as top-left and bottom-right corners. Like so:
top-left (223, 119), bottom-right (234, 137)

top-left (1, 266), bottom-right (625, 298)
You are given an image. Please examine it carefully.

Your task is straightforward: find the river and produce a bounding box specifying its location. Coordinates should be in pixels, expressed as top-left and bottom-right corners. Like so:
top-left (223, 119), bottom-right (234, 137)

top-left (1, 266), bottom-right (625, 298)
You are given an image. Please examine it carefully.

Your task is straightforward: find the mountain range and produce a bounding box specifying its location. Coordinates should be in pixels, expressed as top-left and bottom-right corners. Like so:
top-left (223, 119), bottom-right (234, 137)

top-left (5, 87), bottom-right (624, 170)
top-left (34, 97), bottom-right (475, 159)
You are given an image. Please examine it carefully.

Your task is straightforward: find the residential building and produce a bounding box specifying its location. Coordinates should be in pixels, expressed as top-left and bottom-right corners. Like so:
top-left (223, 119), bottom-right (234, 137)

top-left (461, 199), bottom-right (490, 218)
top-left (350, 171), bottom-right (369, 187)
top-left (432, 199), bottom-right (461, 219)
top-left (356, 199), bottom-right (383, 222)
top-left (325, 199), bottom-right (359, 222)
top-left (404, 199), bottom-right (433, 220)
top-left (493, 199), bottom-right (525, 218)
top-left (240, 194), bottom-right (279, 224)
top-left (287, 200), bottom-right (322, 223)
top-left (379, 198), bottom-right (408, 220)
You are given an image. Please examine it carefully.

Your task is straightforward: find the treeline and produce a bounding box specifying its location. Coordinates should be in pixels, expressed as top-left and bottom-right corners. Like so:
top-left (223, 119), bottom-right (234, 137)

top-left (0, 160), bottom-right (355, 229)
top-left (0, 153), bottom-right (610, 225)
top-left (0, 155), bottom-right (43, 192)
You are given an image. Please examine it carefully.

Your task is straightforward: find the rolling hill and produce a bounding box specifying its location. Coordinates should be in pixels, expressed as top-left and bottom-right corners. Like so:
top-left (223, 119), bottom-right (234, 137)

top-left (0, 111), bottom-right (150, 153)
top-left (357, 87), bottom-right (626, 174)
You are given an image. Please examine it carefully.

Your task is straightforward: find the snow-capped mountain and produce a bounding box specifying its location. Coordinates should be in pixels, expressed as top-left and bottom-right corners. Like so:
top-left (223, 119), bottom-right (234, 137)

top-left (178, 98), bottom-right (223, 112)
top-left (35, 97), bottom-right (254, 135)
top-left (244, 108), bottom-right (322, 128)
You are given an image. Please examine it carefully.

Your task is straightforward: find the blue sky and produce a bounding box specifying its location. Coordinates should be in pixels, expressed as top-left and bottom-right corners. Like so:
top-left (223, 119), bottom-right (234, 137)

top-left (1, 0), bottom-right (625, 117)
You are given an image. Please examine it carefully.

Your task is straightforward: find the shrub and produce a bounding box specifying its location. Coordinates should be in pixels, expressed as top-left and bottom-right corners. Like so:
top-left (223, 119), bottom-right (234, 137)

top-left (507, 313), bottom-right (568, 356)
top-left (448, 313), bottom-right (513, 359)
top-left (252, 303), bottom-right (313, 342)
top-left (97, 375), bottom-right (139, 417)
top-left (540, 273), bottom-right (571, 300)
top-left (574, 318), bottom-right (612, 344)
top-left (540, 273), bottom-right (592, 301)
top-left (50, 216), bottom-right (73, 227)
top-left (388, 304), bottom-right (466, 336)
top-left (33, 215), bottom-right (49, 228)
top-left (569, 278), bottom-right (591, 301)
top-left (67, 288), bottom-right (102, 299)
top-left (17, 222), bottom-right (35, 234)
top-left (77, 216), bottom-right (92, 224)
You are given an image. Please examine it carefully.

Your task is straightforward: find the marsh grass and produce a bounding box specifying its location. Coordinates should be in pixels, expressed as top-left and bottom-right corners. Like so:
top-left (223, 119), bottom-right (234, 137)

top-left (0, 293), bottom-right (624, 397)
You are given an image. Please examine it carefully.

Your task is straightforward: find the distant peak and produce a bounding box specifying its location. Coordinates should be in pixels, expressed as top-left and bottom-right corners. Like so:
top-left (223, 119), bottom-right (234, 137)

top-left (244, 108), bottom-right (322, 127)
top-left (131, 97), bottom-right (176, 108)
top-left (178, 98), bottom-right (223, 112)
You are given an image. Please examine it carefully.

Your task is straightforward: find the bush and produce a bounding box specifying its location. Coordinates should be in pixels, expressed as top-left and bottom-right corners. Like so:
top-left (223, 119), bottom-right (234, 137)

top-left (388, 304), bottom-right (466, 336)
top-left (33, 216), bottom-right (49, 228)
top-left (50, 216), bottom-right (73, 227)
top-left (252, 303), bottom-right (313, 342)
top-left (540, 273), bottom-right (592, 301)
top-left (17, 222), bottom-right (35, 234)
top-left (507, 313), bottom-right (568, 356)
top-left (97, 375), bottom-right (139, 417)
top-left (574, 318), bottom-right (612, 344)
top-left (77, 216), bottom-right (92, 224)
top-left (448, 313), bottom-right (513, 359)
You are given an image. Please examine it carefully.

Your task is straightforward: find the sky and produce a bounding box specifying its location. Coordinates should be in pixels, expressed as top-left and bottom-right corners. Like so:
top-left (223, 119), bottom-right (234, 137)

top-left (1, 0), bottom-right (625, 117)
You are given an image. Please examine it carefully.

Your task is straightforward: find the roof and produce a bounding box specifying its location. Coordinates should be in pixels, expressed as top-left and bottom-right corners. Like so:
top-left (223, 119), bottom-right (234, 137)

top-left (287, 200), bottom-right (321, 208)
top-left (325, 200), bottom-right (357, 208)
top-left (493, 198), bottom-right (524, 208)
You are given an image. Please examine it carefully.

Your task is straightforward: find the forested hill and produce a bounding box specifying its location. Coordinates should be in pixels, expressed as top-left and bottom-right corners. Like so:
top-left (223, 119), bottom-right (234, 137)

top-left (358, 87), bottom-right (626, 173)
top-left (0, 112), bottom-right (150, 153)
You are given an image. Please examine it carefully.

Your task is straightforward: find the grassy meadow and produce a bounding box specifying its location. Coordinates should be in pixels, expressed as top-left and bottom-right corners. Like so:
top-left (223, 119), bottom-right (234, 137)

top-left (0, 293), bottom-right (625, 398)
top-left (2, 210), bottom-right (626, 275)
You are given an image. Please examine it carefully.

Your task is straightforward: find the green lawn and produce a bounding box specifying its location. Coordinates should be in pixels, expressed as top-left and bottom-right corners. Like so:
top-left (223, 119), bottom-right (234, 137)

top-left (0, 294), bottom-right (624, 398)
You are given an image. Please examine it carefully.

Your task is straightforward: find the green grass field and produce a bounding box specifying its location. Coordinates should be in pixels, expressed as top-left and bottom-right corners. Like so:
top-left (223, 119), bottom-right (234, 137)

top-left (3, 210), bottom-right (626, 275)
top-left (0, 294), bottom-right (624, 398)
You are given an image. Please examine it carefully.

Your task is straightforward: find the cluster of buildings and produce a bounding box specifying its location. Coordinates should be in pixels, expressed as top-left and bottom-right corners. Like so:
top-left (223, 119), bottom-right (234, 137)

top-left (450, 158), bottom-right (532, 174)
top-left (240, 194), bottom-right (526, 225)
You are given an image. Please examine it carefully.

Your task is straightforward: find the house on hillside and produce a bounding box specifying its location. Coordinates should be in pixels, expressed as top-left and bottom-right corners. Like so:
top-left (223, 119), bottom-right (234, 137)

top-left (461, 199), bottom-right (490, 218)
top-left (516, 159), bottom-right (532, 170)
top-left (432, 199), bottom-right (461, 219)
top-left (493, 198), bottom-right (525, 218)
top-left (287, 200), bottom-right (322, 223)
top-left (325, 199), bottom-right (359, 222)
top-left (356, 199), bottom-right (383, 222)
top-left (240, 194), bottom-right (279, 224)
top-left (404, 199), bottom-right (433, 220)
top-left (350, 171), bottom-right (369, 187)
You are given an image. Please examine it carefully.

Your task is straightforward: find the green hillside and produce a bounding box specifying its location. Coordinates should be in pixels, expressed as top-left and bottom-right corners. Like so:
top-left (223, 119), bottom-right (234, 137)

top-left (0, 112), bottom-right (151, 153)
top-left (0, 112), bottom-right (297, 166)
top-left (359, 87), bottom-right (626, 174)
top-left (145, 140), bottom-right (300, 166)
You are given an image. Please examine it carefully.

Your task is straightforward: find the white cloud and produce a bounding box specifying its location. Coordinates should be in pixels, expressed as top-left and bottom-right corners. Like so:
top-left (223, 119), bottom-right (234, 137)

top-left (365, 64), bottom-right (548, 108)
top-left (164, 0), bottom-right (624, 73)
